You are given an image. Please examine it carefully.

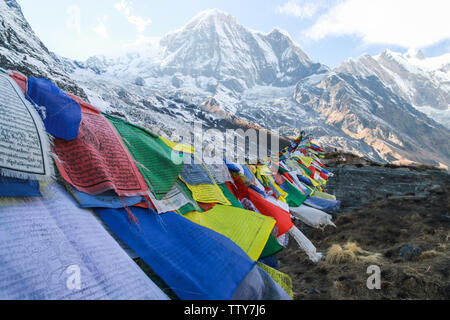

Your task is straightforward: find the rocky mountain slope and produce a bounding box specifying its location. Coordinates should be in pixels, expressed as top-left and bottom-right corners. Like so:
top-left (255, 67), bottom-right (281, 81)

top-left (0, 0), bottom-right (86, 98)
top-left (294, 70), bottom-right (450, 168)
top-left (324, 152), bottom-right (450, 212)
top-left (66, 9), bottom-right (450, 168)
top-left (338, 49), bottom-right (450, 128)
top-left (1, 1), bottom-right (449, 168)
top-left (74, 9), bottom-right (328, 97)
top-left (0, 1), bottom-right (288, 153)
top-left (158, 10), bottom-right (327, 89)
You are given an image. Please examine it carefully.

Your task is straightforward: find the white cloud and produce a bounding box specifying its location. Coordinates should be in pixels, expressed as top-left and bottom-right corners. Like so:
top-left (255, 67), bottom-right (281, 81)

top-left (114, 0), bottom-right (131, 16)
top-left (127, 15), bottom-right (152, 33)
top-left (277, 0), bottom-right (326, 19)
top-left (93, 17), bottom-right (109, 38)
top-left (66, 5), bottom-right (81, 34)
top-left (114, 0), bottom-right (152, 33)
top-left (305, 0), bottom-right (450, 49)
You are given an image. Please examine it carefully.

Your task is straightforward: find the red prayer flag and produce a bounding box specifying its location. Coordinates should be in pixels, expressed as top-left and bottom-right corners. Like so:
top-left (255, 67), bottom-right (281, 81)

top-left (232, 176), bottom-right (293, 236)
top-left (66, 93), bottom-right (101, 115)
top-left (9, 71), bottom-right (27, 94)
top-left (53, 111), bottom-right (149, 197)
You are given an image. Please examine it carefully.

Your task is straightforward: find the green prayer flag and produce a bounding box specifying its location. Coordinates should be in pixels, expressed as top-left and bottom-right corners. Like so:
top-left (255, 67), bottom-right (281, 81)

top-left (299, 164), bottom-right (313, 177)
top-left (284, 181), bottom-right (308, 207)
top-left (105, 115), bottom-right (184, 200)
top-left (259, 235), bottom-right (283, 259)
top-left (218, 184), bottom-right (244, 209)
top-left (176, 180), bottom-right (203, 215)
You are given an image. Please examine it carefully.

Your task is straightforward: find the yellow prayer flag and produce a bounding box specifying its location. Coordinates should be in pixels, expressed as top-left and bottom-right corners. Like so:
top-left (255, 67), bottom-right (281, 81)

top-left (300, 157), bottom-right (313, 167)
top-left (312, 190), bottom-right (337, 200)
top-left (258, 263), bottom-right (294, 298)
top-left (185, 205), bottom-right (276, 261)
top-left (159, 136), bottom-right (194, 154)
top-left (180, 178), bottom-right (231, 205)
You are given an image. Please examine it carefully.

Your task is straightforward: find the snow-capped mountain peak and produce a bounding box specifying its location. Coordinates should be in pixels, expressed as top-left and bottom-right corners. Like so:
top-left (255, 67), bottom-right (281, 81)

top-left (156, 8), bottom-right (325, 90)
top-left (74, 8), bottom-right (326, 96)
top-left (338, 49), bottom-right (450, 128)
top-left (405, 48), bottom-right (426, 60)
top-left (183, 8), bottom-right (238, 30)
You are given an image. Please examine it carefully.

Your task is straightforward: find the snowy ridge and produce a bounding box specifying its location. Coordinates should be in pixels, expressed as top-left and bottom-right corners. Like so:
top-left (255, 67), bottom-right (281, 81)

top-left (1, 1), bottom-right (449, 168)
top-left (338, 49), bottom-right (450, 128)
top-left (0, 0), bottom-right (86, 97)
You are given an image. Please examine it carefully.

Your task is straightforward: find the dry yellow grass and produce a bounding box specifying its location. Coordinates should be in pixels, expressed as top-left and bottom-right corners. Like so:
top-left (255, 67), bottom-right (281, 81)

top-left (326, 242), bottom-right (382, 265)
top-left (419, 250), bottom-right (439, 260)
top-left (359, 253), bottom-right (383, 263)
top-left (343, 242), bottom-right (365, 254)
top-left (326, 244), bottom-right (358, 264)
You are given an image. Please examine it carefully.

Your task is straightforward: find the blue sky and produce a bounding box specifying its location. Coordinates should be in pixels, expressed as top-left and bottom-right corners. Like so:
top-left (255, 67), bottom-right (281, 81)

top-left (17, 0), bottom-right (450, 68)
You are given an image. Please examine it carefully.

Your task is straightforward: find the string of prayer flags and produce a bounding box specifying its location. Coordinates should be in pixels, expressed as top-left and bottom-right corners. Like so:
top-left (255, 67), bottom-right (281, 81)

top-left (105, 115), bottom-right (184, 200)
top-left (0, 73), bottom-right (53, 182)
top-left (2, 67), bottom-right (344, 297)
top-left (53, 110), bottom-right (149, 197)
top-left (184, 205), bottom-right (276, 261)
top-left (95, 207), bottom-right (256, 300)
top-left (27, 77), bottom-right (82, 141)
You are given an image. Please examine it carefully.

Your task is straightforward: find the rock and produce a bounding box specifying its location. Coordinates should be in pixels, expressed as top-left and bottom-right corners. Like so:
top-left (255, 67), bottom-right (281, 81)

top-left (326, 159), bottom-right (450, 213)
top-left (171, 76), bottom-right (183, 88)
top-left (399, 244), bottom-right (422, 261)
top-left (134, 77), bottom-right (145, 86)
top-left (306, 286), bottom-right (321, 294)
top-left (0, 0), bottom-right (88, 99)
top-left (428, 184), bottom-right (445, 194)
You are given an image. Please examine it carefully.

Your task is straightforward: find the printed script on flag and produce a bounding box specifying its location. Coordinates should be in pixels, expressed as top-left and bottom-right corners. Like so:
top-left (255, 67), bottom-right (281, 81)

top-left (0, 184), bottom-right (169, 300)
top-left (0, 73), bottom-right (52, 181)
top-left (53, 112), bottom-right (149, 197)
